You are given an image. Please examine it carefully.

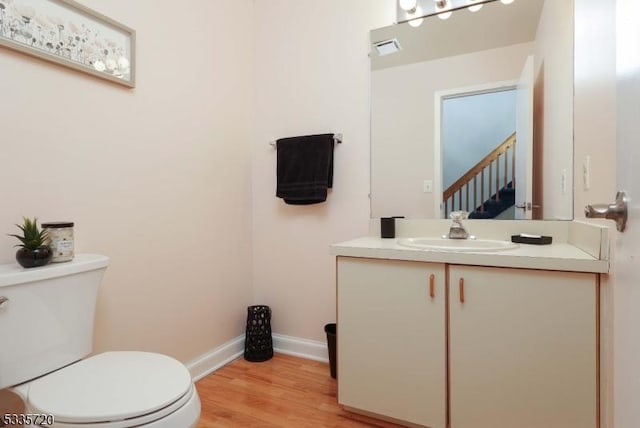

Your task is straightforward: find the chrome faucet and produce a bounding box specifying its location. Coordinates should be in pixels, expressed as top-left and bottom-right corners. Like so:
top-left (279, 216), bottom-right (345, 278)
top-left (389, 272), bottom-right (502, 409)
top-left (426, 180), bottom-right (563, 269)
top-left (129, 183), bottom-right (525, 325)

top-left (445, 211), bottom-right (471, 239)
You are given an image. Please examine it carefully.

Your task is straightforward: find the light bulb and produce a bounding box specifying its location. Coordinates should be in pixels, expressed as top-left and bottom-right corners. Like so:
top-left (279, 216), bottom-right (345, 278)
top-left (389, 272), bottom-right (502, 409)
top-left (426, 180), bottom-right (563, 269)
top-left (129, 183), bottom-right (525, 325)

top-left (500, 0), bottom-right (515, 4)
top-left (467, 0), bottom-right (483, 12)
top-left (435, 0), bottom-right (453, 20)
top-left (407, 5), bottom-right (424, 27)
top-left (408, 17), bottom-right (424, 27)
top-left (399, 0), bottom-right (418, 12)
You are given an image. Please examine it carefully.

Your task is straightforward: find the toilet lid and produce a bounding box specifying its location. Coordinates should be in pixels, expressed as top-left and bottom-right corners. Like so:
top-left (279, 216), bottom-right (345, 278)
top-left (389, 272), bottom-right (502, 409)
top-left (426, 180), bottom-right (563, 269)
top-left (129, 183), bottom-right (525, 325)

top-left (27, 351), bottom-right (192, 424)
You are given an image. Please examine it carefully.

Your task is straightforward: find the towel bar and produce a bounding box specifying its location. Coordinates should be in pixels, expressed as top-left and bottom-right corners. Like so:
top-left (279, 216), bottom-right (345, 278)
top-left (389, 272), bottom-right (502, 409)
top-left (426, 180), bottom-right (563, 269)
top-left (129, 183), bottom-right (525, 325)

top-left (269, 133), bottom-right (342, 148)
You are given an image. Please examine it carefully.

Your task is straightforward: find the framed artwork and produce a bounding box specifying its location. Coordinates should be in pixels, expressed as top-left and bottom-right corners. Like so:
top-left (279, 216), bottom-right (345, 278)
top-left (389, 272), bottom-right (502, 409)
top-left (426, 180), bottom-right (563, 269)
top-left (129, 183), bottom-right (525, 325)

top-left (0, 0), bottom-right (135, 87)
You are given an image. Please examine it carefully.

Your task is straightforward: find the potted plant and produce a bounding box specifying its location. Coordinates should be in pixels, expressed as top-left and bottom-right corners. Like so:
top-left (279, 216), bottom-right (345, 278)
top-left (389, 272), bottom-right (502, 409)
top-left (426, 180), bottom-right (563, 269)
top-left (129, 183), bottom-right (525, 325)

top-left (9, 217), bottom-right (52, 268)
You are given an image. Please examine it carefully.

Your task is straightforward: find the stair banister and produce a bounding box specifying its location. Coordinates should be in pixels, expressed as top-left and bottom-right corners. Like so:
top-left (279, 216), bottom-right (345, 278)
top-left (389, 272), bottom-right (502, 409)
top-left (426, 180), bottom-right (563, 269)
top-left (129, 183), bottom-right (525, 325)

top-left (443, 132), bottom-right (516, 218)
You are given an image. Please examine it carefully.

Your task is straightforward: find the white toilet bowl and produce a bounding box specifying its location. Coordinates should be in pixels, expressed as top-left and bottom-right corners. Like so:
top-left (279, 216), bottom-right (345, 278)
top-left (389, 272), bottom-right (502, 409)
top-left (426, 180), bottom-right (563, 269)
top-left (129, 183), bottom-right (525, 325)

top-left (0, 255), bottom-right (201, 427)
top-left (13, 352), bottom-right (200, 428)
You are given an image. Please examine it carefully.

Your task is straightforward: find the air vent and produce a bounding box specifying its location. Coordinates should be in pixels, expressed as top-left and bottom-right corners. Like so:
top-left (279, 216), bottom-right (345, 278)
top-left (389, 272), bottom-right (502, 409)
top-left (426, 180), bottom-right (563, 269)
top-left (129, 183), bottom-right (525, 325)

top-left (373, 38), bottom-right (402, 56)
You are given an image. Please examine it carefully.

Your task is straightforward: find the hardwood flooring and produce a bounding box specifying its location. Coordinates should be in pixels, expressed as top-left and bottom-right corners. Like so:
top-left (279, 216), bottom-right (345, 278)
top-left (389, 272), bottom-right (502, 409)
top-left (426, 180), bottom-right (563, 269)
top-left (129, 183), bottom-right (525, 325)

top-left (195, 354), bottom-right (402, 427)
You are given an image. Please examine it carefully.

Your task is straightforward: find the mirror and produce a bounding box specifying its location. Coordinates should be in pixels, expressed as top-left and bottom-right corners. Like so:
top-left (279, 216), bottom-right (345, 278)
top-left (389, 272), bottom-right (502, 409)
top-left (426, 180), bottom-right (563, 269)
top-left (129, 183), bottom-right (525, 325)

top-left (370, 0), bottom-right (574, 220)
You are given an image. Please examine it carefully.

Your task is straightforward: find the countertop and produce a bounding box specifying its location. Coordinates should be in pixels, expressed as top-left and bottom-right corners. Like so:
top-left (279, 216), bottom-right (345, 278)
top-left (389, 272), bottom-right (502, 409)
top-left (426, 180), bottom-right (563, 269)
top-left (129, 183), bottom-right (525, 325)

top-left (330, 236), bottom-right (609, 273)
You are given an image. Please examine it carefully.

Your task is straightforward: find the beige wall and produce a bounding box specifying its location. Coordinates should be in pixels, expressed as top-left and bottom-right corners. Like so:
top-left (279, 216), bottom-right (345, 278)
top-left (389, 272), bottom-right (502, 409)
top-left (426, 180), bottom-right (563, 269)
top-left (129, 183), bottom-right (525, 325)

top-left (371, 43), bottom-right (533, 219)
top-left (0, 0), bottom-right (254, 362)
top-left (251, 0), bottom-right (394, 341)
top-left (533, 0), bottom-right (574, 220)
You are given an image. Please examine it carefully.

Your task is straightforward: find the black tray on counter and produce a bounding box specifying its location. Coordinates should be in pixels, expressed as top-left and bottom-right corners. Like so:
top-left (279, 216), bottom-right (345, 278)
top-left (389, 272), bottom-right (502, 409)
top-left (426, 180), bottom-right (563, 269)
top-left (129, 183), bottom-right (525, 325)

top-left (511, 235), bottom-right (553, 245)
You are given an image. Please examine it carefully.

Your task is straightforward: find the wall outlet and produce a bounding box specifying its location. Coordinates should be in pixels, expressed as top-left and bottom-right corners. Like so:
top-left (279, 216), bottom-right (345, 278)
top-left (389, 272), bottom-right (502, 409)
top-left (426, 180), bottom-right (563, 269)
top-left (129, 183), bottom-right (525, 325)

top-left (423, 180), bottom-right (433, 193)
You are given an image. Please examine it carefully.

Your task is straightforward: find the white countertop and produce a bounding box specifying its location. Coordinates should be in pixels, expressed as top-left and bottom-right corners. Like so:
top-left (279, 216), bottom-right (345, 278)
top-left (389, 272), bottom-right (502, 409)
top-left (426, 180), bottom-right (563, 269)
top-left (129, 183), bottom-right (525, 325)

top-left (330, 236), bottom-right (609, 273)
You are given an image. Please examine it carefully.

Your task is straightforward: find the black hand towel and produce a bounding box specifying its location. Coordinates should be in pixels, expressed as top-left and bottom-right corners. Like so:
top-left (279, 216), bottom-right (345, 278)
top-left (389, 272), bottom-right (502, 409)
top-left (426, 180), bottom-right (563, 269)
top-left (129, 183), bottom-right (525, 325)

top-left (276, 133), bottom-right (335, 205)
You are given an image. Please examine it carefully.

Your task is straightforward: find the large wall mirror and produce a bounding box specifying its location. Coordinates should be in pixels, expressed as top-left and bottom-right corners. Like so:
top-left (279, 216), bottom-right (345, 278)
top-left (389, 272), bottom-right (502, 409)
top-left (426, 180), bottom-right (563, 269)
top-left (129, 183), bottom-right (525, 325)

top-left (370, 0), bottom-right (574, 220)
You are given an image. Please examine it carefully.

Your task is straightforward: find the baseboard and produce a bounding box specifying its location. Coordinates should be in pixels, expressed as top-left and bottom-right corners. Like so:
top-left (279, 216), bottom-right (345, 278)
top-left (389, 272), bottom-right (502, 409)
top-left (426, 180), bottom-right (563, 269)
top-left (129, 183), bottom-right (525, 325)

top-left (185, 335), bottom-right (244, 382)
top-left (185, 333), bottom-right (329, 381)
top-left (273, 333), bottom-right (329, 363)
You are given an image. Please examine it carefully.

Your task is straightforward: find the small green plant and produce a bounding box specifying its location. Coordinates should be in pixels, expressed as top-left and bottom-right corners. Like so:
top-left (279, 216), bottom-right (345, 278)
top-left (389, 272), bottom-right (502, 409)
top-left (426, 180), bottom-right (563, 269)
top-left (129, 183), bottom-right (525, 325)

top-left (9, 217), bottom-right (49, 250)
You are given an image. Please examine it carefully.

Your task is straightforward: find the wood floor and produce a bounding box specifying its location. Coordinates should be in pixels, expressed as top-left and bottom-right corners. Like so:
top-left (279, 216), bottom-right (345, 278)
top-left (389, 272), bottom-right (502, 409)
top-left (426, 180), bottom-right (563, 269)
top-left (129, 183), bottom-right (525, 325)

top-left (195, 354), bottom-right (402, 427)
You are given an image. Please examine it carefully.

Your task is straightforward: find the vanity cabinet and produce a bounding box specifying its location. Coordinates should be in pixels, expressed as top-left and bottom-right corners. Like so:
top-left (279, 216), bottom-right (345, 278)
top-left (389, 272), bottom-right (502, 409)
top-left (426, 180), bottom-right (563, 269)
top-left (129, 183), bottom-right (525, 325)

top-left (337, 257), bottom-right (447, 428)
top-left (337, 257), bottom-right (598, 428)
top-left (448, 265), bottom-right (597, 428)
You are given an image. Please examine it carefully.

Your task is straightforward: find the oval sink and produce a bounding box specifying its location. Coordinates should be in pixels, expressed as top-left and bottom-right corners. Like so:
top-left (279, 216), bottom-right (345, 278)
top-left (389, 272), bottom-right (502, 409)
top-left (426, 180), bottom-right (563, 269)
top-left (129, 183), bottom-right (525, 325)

top-left (397, 237), bottom-right (519, 252)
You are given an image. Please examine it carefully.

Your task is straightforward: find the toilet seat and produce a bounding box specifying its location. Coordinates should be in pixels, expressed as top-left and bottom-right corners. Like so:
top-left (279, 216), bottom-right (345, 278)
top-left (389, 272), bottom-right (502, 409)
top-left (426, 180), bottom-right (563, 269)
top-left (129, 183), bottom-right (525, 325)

top-left (21, 351), bottom-right (199, 427)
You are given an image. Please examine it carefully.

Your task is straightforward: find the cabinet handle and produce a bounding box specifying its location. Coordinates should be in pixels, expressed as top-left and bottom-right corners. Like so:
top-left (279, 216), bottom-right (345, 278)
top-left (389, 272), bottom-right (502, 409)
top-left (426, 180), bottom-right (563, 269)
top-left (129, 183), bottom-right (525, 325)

top-left (429, 274), bottom-right (435, 299)
top-left (459, 278), bottom-right (465, 303)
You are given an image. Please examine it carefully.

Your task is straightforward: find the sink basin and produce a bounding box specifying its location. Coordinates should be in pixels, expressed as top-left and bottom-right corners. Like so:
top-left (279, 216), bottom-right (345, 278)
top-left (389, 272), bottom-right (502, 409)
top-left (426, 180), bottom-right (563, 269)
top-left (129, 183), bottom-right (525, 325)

top-left (397, 237), bottom-right (519, 252)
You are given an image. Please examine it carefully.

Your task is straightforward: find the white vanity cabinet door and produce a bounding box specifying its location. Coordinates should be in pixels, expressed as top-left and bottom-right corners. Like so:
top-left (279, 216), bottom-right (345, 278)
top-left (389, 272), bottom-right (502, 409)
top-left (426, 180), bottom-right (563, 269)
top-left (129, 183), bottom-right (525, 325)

top-left (448, 265), bottom-right (597, 428)
top-left (337, 257), bottom-right (446, 428)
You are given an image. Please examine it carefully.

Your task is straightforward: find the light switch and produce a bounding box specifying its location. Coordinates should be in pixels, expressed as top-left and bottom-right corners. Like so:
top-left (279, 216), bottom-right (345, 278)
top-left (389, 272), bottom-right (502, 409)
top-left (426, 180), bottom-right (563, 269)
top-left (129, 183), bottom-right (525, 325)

top-left (423, 180), bottom-right (433, 193)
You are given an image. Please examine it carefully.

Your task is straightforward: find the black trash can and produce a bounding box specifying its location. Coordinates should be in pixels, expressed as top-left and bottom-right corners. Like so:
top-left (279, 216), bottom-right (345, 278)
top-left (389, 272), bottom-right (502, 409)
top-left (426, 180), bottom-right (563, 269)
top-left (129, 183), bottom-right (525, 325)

top-left (324, 323), bottom-right (337, 379)
top-left (244, 305), bottom-right (273, 362)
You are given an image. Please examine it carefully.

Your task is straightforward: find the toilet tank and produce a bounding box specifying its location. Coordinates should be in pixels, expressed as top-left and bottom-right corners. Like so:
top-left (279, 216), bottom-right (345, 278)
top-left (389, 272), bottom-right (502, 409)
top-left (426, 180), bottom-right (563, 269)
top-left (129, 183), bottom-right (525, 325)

top-left (0, 254), bottom-right (109, 389)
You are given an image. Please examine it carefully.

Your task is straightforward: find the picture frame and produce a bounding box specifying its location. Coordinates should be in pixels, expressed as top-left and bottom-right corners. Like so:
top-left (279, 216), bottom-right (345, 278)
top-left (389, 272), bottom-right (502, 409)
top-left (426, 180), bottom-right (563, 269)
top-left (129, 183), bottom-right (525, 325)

top-left (0, 0), bottom-right (135, 87)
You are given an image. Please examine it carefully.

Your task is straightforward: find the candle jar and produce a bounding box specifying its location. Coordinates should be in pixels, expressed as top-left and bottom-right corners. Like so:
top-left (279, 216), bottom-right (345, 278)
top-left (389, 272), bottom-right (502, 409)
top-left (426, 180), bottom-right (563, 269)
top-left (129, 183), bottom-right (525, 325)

top-left (42, 222), bottom-right (74, 262)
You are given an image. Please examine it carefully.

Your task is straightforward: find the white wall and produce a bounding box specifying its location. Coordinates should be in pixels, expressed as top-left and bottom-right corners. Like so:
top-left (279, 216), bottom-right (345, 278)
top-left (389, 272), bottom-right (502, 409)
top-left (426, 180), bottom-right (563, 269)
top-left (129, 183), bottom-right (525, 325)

top-left (371, 43), bottom-right (533, 218)
top-left (533, 0), bottom-right (574, 220)
top-left (0, 0), bottom-right (254, 362)
top-left (251, 0), bottom-right (395, 341)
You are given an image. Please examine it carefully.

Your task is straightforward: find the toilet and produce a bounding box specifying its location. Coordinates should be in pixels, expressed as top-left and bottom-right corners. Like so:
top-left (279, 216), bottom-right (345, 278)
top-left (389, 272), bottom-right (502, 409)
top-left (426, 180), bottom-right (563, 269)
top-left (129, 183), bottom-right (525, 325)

top-left (0, 254), bottom-right (201, 427)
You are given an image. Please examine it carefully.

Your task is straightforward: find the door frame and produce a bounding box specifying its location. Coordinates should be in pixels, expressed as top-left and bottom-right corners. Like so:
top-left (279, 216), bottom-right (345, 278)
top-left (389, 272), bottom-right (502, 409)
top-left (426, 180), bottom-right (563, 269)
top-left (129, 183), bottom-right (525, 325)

top-left (434, 80), bottom-right (518, 218)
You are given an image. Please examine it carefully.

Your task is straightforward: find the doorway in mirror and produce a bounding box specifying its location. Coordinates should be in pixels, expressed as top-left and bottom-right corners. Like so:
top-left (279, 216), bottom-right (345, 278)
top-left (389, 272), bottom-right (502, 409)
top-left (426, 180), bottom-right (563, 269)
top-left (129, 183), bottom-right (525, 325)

top-left (440, 87), bottom-right (517, 220)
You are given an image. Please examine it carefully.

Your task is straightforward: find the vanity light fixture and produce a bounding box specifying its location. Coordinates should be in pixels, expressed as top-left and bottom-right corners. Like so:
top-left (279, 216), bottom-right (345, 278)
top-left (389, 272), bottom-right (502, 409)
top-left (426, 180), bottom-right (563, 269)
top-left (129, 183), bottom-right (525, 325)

top-left (396, 0), bottom-right (512, 25)
top-left (434, 0), bottom-right (453, 20)
top-left (399, 0), bottom-right (418, 13)
top-left (467, 0), bottom-right (483, 12)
